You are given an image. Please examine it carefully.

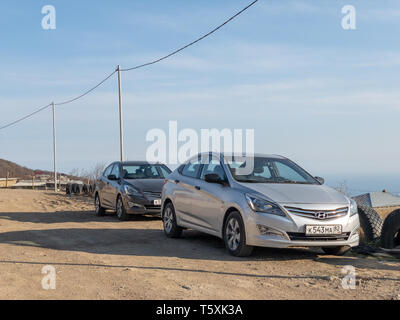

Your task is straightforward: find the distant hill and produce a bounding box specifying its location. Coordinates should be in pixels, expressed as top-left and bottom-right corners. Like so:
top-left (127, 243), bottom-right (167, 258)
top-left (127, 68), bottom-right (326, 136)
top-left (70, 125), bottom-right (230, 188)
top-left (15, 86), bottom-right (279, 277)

top-left (0, 159), bottom-right (35, 178)
top-left (0, 159), bottom-right (79, 180)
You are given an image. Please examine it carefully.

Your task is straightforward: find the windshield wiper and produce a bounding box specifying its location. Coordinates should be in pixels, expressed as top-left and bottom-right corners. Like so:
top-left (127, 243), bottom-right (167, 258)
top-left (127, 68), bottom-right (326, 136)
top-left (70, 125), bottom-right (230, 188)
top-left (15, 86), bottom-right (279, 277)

top-left (277, 180), bottom-right (312, 184)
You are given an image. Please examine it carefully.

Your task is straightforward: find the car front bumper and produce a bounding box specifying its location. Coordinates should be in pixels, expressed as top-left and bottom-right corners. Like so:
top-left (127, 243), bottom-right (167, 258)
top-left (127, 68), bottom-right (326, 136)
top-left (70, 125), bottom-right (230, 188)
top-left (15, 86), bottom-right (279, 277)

top-left (243, 204), bottom-right (360, 249)
top-left (121, 194), bottom-right (161, 216)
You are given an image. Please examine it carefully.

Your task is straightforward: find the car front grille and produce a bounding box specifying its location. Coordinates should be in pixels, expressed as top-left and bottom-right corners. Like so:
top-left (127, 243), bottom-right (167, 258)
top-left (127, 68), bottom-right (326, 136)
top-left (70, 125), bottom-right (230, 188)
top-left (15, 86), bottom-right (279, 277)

top-left (143, 191), bottom-right (161, 198)
top-left (284, 206), bottom-right (348, 220)
top-left (287, 232), bottom-right (350, 242)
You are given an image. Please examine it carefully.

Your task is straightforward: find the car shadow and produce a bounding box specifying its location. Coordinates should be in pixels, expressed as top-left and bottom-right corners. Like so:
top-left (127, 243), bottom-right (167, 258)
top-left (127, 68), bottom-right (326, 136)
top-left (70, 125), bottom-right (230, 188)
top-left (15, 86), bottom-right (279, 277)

top-left (0, 211), bottom-right (160, 224)
top-left (0, 227), bottom-right (398, 277)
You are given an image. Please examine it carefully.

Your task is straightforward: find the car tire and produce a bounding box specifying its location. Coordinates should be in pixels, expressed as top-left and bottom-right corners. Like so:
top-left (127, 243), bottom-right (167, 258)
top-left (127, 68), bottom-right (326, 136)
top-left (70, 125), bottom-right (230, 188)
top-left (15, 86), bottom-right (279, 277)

top-left (322, 246), bottom-right (351, 256)
top-left (223, 211), bottom-right (253, 257)
top-left (94, 194), bottom-right (106, 216)
top-left (381, 209), bottom-right (400, 249)
top-left (357, 205), bottom-right (383, 243)
top-left (116, 196), bottom-right (129, 221)
top-left (162, 203), bottom-right (182, 238)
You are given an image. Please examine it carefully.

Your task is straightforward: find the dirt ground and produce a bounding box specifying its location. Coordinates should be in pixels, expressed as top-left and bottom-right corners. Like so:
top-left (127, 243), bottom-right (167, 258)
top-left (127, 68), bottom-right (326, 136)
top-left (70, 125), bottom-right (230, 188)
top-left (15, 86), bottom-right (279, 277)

top-left (0, 189), bottom-right (399, 300)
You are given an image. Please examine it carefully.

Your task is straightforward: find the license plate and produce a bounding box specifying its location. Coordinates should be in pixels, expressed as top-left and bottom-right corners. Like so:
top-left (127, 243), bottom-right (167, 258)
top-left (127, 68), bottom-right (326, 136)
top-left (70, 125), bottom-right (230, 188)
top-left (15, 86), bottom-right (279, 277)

top-left (153, 199), bottom-right (161, 206)
top-left (305, 225), bottom-right (342, 236)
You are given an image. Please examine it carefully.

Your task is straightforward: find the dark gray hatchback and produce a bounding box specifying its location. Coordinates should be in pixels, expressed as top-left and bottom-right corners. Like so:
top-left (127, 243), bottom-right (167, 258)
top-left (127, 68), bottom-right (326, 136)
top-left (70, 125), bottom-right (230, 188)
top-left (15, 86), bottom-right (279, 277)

top-left (94, 161), bottom-right (171, 220)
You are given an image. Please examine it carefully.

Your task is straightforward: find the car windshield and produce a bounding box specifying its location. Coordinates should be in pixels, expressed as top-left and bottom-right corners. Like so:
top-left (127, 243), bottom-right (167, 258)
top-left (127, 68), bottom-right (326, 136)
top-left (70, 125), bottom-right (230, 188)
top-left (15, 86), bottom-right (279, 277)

top-left (226, 157), bottom-right (317, 184)
top-left (121, 164), bottom-right (171, 180)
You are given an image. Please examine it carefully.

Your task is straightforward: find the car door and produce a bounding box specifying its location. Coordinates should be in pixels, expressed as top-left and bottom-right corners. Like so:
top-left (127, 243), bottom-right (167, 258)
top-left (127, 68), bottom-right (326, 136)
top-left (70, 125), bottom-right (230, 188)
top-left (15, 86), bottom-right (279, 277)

top-left (98, 163), bottom-right (114, 208)
top-left (172, 158), bottom-right (207, 229)
top-left (107, 163), bottom-right (121, 209)
top-left (194, 158), bottom-right (228, 233)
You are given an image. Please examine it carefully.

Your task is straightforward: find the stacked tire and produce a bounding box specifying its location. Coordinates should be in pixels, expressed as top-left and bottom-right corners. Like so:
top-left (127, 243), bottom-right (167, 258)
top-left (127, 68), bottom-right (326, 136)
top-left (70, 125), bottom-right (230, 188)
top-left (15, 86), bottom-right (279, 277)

top-left (381, 209), bottom-right (400, 249)
top-left (357, 205), bottom-right (383, 243)
top-left (66, 183), bottom-right (94, 197)
top-left (66, 183), bottom-right (72, 195)
top-left (82, 184), bottom-right (89, 195)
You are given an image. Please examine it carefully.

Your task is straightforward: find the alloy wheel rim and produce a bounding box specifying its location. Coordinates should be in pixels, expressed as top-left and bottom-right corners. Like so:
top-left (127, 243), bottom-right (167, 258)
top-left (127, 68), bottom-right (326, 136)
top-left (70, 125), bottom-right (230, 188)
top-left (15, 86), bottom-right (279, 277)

top-left (164, 208), bottom-right (173, 233)
top-left (226, 218), bottom-right (240, 251)
top-left (95, 197), bottom-right (100, 213)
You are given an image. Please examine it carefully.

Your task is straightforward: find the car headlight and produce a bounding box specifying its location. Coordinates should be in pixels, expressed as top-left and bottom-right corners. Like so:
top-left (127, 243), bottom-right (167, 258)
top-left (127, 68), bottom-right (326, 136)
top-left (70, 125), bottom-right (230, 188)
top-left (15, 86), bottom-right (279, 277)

top-left (124, 185), bottom-right (141, 196)
top-left (350, 199), bottom-right (358, 216)
top-left (245, 194), bottom-right (286, 217)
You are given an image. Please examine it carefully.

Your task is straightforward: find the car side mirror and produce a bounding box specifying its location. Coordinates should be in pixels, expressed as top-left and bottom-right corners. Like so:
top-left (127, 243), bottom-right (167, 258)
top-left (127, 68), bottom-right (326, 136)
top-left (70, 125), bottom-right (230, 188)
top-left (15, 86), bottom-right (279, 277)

top-left (205, 173), bottom-right (226, 185)
top-left (315, 176), bottom-right (325, 185)
top-left (108, 174), bottom-right (118, 181)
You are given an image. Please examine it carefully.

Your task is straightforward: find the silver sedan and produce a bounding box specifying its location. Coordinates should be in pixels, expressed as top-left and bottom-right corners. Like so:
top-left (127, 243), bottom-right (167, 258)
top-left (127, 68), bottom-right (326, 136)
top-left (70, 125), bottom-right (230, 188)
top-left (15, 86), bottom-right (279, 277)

top-left (161, 153), bottom-right (360, 256)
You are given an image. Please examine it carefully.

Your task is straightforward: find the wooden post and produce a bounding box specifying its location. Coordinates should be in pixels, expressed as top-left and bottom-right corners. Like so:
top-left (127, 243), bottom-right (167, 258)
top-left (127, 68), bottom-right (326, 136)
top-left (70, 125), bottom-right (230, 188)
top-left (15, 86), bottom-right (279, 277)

top-left (32, 176), bottom-right (35, 190)
top-left (6, 171), bottom-right (9, 188)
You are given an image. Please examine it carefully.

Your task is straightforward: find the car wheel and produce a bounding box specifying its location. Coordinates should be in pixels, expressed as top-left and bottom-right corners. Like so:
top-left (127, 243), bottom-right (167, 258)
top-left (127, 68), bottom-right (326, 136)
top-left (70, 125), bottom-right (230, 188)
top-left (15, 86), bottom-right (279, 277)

top-left (163, 203), bottom-right (182, 238)
top-left (116, 196), bottom-right (129, 221)
top-left (381, 209), bottom-right (400, 249)
top-left (224, 211), bottom-right (253, 257)
top-left (357, 205), bottom-right (383, 243)
top-left (94, 194), bottom-right (106, 216)
top-left (322, 246), bottom-right (351, 256)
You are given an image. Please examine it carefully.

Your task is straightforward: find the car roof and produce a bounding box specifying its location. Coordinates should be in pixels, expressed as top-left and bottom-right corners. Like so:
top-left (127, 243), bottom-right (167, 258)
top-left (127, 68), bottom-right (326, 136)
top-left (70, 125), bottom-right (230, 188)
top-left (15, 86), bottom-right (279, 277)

top-left (118, 161), bottom-right (165, 166)
top-left (222, 153), bottom-right (286, 159)
top-left (192, 152), bottom-right (287, 160)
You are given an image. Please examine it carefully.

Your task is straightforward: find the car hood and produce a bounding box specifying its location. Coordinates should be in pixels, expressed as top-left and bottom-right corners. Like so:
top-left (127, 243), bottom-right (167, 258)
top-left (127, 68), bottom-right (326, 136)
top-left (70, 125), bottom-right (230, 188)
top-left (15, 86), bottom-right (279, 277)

top-left (239, 183), bottom-right (348, 205)
top-left (125, 179), bottom-right (164, 192)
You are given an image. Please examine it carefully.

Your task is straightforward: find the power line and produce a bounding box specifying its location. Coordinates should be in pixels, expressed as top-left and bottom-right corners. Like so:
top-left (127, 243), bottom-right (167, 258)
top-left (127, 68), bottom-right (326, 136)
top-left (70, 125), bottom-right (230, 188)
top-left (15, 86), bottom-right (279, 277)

top-left (0, 103), bottom-right (52, 130)
top-left (0, 0), bottom-right (258, 130)
top-left (121, 0), bottom-right (259, 72)
top-left (0, 70), bottom-right (117, 131)
top-left (55, 70), bottom-right (117, 106)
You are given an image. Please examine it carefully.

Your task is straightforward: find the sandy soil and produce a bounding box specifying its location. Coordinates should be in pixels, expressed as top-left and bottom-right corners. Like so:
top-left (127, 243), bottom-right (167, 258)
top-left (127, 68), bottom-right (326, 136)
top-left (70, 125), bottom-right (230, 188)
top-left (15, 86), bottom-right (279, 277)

top-left (0, 189), bottom-right (399, 300)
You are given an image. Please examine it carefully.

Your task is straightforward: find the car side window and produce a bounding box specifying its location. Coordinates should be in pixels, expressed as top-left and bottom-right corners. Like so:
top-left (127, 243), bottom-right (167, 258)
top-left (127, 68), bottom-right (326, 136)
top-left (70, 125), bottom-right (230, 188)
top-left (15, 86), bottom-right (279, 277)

top-left (103, 164), bottom-right (113, 178)
top-left (181, 159), bottom-right (201, 179)
top-left (158, 166), bottom-right (171, 178)
top-left (201, 159), bottom-right (226, 181)
top-left (110, 163), bottom-right (120, 179)
top-left (254, 166), bottom-right (272, 179)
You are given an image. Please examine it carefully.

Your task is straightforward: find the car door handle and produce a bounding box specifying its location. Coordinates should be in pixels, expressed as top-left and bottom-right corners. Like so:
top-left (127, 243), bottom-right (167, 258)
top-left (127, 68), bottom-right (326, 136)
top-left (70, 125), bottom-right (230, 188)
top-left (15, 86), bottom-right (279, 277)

top-left (175, 180), bottom-right (180, 184)
top-left (195, 186), bottom-right (201, 190)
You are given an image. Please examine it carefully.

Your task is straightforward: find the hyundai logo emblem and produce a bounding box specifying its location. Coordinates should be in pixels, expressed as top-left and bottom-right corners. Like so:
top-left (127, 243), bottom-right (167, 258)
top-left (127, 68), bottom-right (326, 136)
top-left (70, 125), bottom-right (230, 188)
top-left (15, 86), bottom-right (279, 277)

top-left (314, 212), bottom-right (328, 219)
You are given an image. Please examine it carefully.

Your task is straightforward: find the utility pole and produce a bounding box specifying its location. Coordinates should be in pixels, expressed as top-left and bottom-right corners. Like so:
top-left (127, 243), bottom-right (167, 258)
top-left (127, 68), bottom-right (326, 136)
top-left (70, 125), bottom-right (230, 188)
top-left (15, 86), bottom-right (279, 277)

top-left (52, 102), bottom-right (57, 192)
top-left (117, 65), bottom-right (124, 162)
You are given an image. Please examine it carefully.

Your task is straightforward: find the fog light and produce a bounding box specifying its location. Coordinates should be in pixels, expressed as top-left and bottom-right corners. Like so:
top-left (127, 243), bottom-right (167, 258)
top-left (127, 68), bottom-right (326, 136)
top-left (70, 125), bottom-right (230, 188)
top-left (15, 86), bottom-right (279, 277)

top-left (351, 227), bottom-right (360, 237)
top-left (128, 202), bottom-right (142, 208)
top-left (257, 225), bottom-right (287, 238)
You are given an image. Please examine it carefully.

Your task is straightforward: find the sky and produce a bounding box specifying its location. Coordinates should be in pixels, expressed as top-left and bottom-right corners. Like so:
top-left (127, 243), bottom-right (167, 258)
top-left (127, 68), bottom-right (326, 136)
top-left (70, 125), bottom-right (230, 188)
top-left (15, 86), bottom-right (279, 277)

top-left (0, 0), bottom-right (399, 194)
